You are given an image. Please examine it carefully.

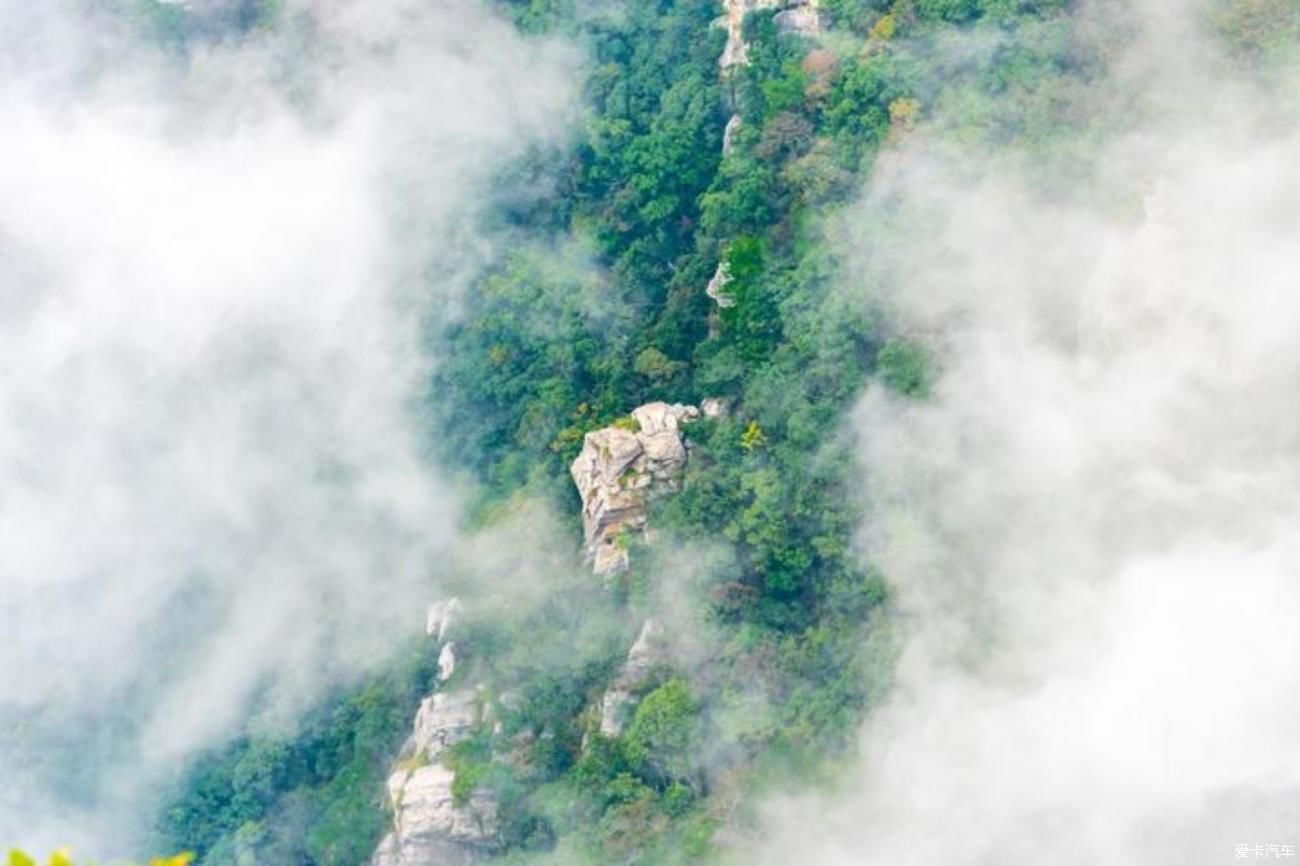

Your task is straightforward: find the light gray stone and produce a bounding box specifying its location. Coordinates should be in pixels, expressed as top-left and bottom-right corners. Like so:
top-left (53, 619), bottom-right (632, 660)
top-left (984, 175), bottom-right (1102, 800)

top-left (774, 5), bottom-right (821, 35)
top-left (425, 598), bottom-right (462, 641)
top-left (412, 689), bottom-right (479, 759)
top-left (598, 620), bottom-right (670, 737)
top-left (375, 760), bottom-right (497, 866)
top-left (569, 403), bottom-right (699, 576)
top-left (723, 113), bottom-right (742, 156)
top-left (706, 259), bottom-right (736, 308)
top-left (372, 685), bottom-right (496, 866)
top-left (437, 642), bottom-right (457, 683)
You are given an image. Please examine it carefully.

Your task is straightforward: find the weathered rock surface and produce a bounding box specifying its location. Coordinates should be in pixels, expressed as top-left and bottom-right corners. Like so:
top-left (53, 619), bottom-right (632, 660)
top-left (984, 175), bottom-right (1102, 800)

top-left (375, 762), bottom-right (498, 866)
top-left (438, 642), bottom-right (458, 683)
top-left (570, 402), bottom-right (700, 575)
top-left (722, 113), bottom-right (742, 156)
top-left (373, 602), bottom-right (497, 866)
top-left (412, 690), bottom-right (480, 757)
top-left (706, 259), bottom-right (736, 309)
top-left (774, 4), bottom-right (821, 36)
top-left (718, 0), bottom-right (821, 70)
top-left (598, 619), bottom-right (670, 737)
top-left (426, 598), bottom-right (462, 641)
top-left (375, 688), bottom-right (496, 865)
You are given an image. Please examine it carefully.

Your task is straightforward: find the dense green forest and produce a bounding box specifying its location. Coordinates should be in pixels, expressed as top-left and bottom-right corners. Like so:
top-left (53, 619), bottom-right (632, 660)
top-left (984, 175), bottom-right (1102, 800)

top-left (140, 0), bottom-right (1297, 864)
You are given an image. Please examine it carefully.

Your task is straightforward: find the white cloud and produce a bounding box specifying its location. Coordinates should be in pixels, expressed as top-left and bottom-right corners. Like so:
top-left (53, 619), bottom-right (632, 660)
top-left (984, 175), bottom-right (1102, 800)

top-left (0, 0), bottom-right (577, 853)
top-left (753, 3), bottom-right (1300, 863)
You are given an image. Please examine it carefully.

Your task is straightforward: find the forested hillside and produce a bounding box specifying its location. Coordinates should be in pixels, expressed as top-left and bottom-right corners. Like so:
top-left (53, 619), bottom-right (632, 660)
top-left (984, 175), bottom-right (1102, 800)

top-left (129, 0), bottom-right (1297, 864)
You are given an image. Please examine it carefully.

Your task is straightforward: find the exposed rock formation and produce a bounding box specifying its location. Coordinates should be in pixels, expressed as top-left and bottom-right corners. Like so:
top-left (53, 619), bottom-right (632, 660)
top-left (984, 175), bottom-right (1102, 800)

top-left (570, 402), bottom-right (700, 576)
top-left (701, 397), bottom-right (729, 418)
top-left (722, 113), bottom-right (742, 156)
top-left (598, 619), bottom-right (671, 737)
top-left (373, 605), bottom-right (497, 866)
top-left (718, 0), bottom-right (821, 70)
top-left (412, 690), bottom-right (480, 755)
top-left (706, 259), bottom-right (736, 308)
top-left (426, 598), bottom-right (461, 641)
top-left (373, 763), bottom-right (497, 866)
top-left (774, 4), bottom-right (821, 36)
top-left (438, 642), bottom-right (457, 682)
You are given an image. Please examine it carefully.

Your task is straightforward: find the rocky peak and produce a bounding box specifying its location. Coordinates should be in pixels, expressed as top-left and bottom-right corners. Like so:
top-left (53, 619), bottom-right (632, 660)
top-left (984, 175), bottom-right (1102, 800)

top-left (570, 402), bottom-right (701, 576)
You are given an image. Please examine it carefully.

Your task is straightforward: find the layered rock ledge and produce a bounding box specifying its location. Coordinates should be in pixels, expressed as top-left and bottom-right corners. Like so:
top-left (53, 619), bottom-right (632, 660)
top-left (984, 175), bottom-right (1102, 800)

top-left (569, 402), bottom-right (701, 576)
top-left (373, 603), bottom-right (498, 866)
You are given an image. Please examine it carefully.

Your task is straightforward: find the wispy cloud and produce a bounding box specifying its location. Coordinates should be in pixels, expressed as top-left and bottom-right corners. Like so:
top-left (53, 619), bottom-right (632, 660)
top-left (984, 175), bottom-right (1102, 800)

top-left (0, 0), bottom-right (577, 853)
top-left (753, 2), bottom-right (1300, 863)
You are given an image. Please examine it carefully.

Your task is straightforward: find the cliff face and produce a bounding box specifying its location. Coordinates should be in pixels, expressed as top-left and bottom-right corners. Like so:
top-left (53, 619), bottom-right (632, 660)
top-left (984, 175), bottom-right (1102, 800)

top-left (372, 604), bottom-right (500, 866)
top-left (569, 402), bottom-right (701, 576)
top-left (374, 757), bottom-right (498, 866)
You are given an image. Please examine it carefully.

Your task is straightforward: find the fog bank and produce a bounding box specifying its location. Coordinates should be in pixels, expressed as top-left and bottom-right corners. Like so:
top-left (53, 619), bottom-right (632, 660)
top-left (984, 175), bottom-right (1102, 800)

top-left (755, 2), bottom-right (1300, 863)
top-left (0, 0), bottom-right (575, 853)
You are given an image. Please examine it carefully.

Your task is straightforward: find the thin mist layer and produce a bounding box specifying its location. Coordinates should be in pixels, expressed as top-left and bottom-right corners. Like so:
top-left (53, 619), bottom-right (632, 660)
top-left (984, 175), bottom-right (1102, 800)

top-left (756, 2), bottom-right (1300, 864)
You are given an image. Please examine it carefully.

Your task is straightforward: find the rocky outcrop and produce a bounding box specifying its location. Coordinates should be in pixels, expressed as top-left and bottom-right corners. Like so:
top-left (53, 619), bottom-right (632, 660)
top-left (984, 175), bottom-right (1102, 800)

top-left (373, 605), bottom-right (497, 866)
top-left (410, 690), bottom-right (480, 756)
top-left (722, 113), bottom-right (742, 156)
top-left (376, 689), bottom-right (497, 866)
top-left (598, 619), bottom-right (671, 737)
top-left (701, 397), bottom-right (729, 418)
top-left (437, 642), bottom-right (457, 682)
top-left (718, 0), bottom-right (821, 70)
top-left (426, 598), bottom-right (462, 641)
top-left (774, 5), bottom-right (821, 36)
top-left (570, 402), bottom-right (701, 576)
top-left (706, 259), bottom-right (736, 309)
top-left (373, 763), bottom-right (498, 866)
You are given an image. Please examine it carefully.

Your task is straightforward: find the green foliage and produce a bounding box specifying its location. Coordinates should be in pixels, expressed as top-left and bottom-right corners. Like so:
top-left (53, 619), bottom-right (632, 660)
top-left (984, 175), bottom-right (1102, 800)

top-left (151, 0), bottom-right (1115, 863)
top-left (1213, 0), bottom-right (1300, 58)
top-left (157, 651), bottom-right (435, 865)
top-left (634, 348), bottom-right (689, 384)
top-left (820, 0), bottom-right (892, 34)
top-left (445, 732), bottom-right (494, 806)
top-left (894, 0), bottom-right (1068, 26)
top-left (623, 679), bottom-right (699, 784)
top-left (876, 340), bottom-right (932, 397)
top-left (125, 0), bottom-right (282, 48)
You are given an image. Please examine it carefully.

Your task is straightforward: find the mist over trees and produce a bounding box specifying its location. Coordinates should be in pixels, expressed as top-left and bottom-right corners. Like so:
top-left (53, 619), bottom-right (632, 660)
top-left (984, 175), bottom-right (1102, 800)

top-left (5, 0), bottom-right (1299, 864)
